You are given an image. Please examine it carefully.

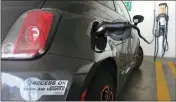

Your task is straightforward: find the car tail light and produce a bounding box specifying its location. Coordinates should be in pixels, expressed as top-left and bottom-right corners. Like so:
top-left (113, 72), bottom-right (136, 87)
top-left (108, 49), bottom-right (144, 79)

top-left (1, 9), bottom-right (61, 59)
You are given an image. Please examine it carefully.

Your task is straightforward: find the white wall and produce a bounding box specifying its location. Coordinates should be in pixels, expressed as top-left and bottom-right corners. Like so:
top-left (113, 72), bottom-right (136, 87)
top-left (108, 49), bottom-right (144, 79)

top-left (129, 1), bottom-right (175, 58)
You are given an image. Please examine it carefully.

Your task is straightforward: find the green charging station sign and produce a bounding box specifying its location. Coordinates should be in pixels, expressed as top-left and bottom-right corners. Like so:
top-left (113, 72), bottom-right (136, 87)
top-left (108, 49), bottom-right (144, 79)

top-left (124, 1), bottom-right (132, 11)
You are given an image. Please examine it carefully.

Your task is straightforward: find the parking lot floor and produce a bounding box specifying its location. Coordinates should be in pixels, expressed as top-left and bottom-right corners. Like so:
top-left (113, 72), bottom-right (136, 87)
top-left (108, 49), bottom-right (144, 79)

top-left (118, 56), bottom-right (176, 101)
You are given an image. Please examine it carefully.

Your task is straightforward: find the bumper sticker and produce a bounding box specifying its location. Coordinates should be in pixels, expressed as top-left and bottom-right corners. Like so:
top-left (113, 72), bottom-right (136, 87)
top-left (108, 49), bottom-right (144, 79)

top-left (20, 77), bottom-right (68, 101)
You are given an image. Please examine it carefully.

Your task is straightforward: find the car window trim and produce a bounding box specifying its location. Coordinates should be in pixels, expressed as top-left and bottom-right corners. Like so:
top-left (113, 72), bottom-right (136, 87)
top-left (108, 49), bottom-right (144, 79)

top-left (114, 4), bottom-right (126, 19)
top-left (94, 1), bottom-right (129, 22)
top-left (95, 1), bottom-right (116, 12)
top-left (113, 0), bottom-right (116, 11)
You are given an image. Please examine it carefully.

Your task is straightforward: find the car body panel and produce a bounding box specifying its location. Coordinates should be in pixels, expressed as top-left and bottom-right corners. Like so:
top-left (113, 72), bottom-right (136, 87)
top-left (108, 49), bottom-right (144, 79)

top-left (1, 54), bottom-right (93, 101)
top-left (43, 1), bottom-right (127, 62)
top-left (1, 0), bottom-right (140, 101)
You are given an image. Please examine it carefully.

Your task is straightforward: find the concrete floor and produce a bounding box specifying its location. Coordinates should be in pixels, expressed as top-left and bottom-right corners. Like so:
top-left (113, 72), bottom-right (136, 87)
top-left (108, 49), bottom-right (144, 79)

top-left (118, 56), bottom-right (176, 101)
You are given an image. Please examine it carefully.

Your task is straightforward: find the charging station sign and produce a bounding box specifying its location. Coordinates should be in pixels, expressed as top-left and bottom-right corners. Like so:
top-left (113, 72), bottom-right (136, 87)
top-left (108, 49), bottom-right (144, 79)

top-left (124, 1), bottom-right (132, 11)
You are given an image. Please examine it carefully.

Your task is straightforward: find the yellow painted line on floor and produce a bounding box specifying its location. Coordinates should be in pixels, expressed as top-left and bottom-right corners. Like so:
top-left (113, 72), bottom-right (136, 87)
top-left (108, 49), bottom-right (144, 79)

top-left (168, 62), bottom-right (176, 78)
top-left (155, 61), bottom-right (171, 101)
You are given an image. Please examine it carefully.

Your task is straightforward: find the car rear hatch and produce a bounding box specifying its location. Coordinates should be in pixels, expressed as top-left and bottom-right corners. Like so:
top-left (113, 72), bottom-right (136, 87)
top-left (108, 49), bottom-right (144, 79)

top-left (0, 0), bottom-right (68, 101)
top-left (1, 1), bottom-right (94, 101)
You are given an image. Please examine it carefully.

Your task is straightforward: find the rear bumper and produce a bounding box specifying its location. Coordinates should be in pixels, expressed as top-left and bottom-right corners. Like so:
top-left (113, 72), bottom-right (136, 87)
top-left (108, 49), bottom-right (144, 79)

top-left (1, 53), bottom-right (93, 101)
